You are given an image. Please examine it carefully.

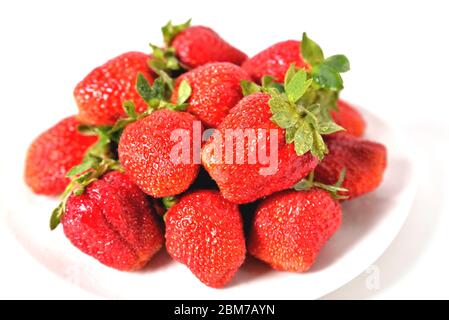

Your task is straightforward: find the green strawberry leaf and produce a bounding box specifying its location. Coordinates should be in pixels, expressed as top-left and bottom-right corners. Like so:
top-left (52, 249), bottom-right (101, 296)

top-left (271, 111), bottom-right (299, 129)
top-left (161, 19), bottom-right (191, 45)
top-left (284, 64), bottom-right (297, 87)
top-left (163, 101), bottom-right (189, 111)
top-left (293, 179), bottom-right (312, 191)
top-left (149, 45), bottom-right (184, 79)
top-left (77, 125), bottom-right (99, 136)
top-left (50, 203), bottom-right (64, 230)
top-left (268, 90), bottom-right (289, 113)
top-left (301, 32), bottom-right (324, 66)
top-left (241, 80), bottom-right (262, 96)
top-left (123, 100), bottom-right (137, 118)
top-left (311, 129), bottom-right (328, 159)
top-left (136, 73), bottom-right (156, 103)
top-left (312, 63), bottom-right (344, 90)
top-left (293, 170), bottom-right (315, 191)
top-left (66, 160), bottom-right (95, 177)
top-left (285, 68), bottom-right (313, 103)
top-left (151, 44), bottom-right (166, 60)
top-left (323, 54), bottom-right (350, 73)
top-left (136, 73), bottom-right (172, 108)
top-left (262, 76), bottom-right (284, 93)
top-left (335, 167), bottom-right (347, 188)
top-left (293, 121), bottom-right (314, 155)
top-left (319, 121), bottom-right (345, 135)
top-left (285, 126), bottom-right (296, 144)
top-left (269, 93), bottom-right (299, 128)
top-left (176, 80), bottom-right (192, 105)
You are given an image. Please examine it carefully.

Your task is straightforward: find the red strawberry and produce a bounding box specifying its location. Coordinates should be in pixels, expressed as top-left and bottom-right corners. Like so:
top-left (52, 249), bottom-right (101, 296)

top-left (165, 190), bottom-right (246, 288)
top-left (331, 100), bottom-right (366, 137)
top-left (242, 40), bottom-right (309, 83)
top-left (62, 171), bottom-right (164, 271)
top-left (74, 52), bottom-right (154, 126)
top-left (202, 93), bottom-right (318, 204)
top-left (315, 135), bottom-right (387, 199)
top-left (24, 116), bottom-right (97, 195)
top-left (118, 109), bottom-right (201, 197)
top-left (248, 188), bottom-right (342, 272)
top-left (171, 26), bottom-right (247, 68)
top-left (171, 62), bottom-right (250, 127)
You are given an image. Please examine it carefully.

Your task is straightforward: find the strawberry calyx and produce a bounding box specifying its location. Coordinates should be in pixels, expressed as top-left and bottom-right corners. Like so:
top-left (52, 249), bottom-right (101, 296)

top-left (149, 19), bottom-right (191, 79)
top-left (293, 168), bottom-right (348, 200)
top-left (161, 19), bottom-right (192, 46)
top-left (49, 125), bottom-right (122, 230)
top-left (240, 33), bottom-right (350, 160)
top-left (301, 33), bottom-right (350, 91)
top-left (161, 196), bottom-right (179, 223)
top-left (162, 196), bottom-right (178, 210)
top-left (136, 72), bottom-right (191, 111)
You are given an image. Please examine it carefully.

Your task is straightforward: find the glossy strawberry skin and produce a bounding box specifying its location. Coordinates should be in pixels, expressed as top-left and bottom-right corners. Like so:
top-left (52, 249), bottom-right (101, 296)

top-left (248, 189), bottom-right (342, 272)
top-left (242, 40), bottom-right (309, 83)
top-left (171, 62), bottom-right (251, 127)
top-left (202, 93), bottom-right (318, 204)
top-left (118, 109), bottom-right (201, 198)
top-left (74, 52), bottom-right (154, 126)
top-left (24, 116), bottom-right (97, 195)
top-left (331, 100), bottom-right (366, 138)
top-left (172, 26), bottom-right (247, 68)
top-left (315, 135), bottom-right (387, 199)
top-left (165, 190), bottom-right (246, 288)
top-left (62, 171), bottom-right (164, 271)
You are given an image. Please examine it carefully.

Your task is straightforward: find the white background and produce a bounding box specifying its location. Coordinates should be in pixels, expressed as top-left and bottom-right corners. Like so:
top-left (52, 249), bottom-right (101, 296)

top-left (0, 0), bottom-right (448, 299)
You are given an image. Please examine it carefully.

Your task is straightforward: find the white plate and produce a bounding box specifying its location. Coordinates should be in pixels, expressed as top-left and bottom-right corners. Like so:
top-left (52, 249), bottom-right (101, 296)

top-left (2, 108), bottom-right (417, 299)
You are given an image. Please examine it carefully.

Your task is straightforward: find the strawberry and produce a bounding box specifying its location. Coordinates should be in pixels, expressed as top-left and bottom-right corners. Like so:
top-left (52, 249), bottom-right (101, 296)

top-left (203, 35), bottom-right (352, 204)
top-left (248, 188), bottom-right (342, 272)
top-left (242, 40), bottom-right (309, 83)
top-left (118, 109), bottom-right (201, 198)
top-left (315, 135), bottom-right (387, 199)
top-left (74, 51), bottom-right (154, 126)
top-left (171, 25), bottom-right (247, 68)
top-left (62, 171), bottom-right (164, 271)
top-left (24, 116), bottom-right (97, 195)
top-left (202, 92), bottom-right (318, 204)
top-left (149, 20), bottom-right (247, 77)
top-left (165, 190), bottom-right (246, 288)
top-left (171, 62), bottom-right (251, 127)
top-left (331, 100), bottom-right (365, 137)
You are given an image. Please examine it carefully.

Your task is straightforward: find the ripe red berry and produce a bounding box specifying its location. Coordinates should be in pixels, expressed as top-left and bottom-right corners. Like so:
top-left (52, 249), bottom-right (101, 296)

top-left (315, 135), bottom-right (387, 199)
top-left (202, 93), bottom-right (318, 204)
top-left (62, 171), bottom-right (164, 271)
top-left (171, 62), bottom-right (250, 127)
top-left (248, 188), bottom-right (342, 272)
top-left (118, 109), bottom-right (201, 197)
top-left (165, 190), bottom-right (246, 288)
top-left (172, 26), bottom-right (247, 68)
top-left (331, 100), bottom-right (366, 138)
top-left (242, 40), bottom-right (309, 83)
top-left (74, 52), bottom-right (154, 126)
top-left (25, 116), bottom-right (97, 195)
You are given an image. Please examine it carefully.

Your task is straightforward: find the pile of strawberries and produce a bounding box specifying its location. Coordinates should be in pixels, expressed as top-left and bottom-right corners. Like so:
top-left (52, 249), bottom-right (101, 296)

top-left (24, 20), bottom-right (387, 288)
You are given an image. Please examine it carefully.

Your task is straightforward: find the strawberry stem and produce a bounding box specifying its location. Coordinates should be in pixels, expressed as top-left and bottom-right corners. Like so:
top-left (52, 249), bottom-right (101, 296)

top-left (162, 196), bottom-right (178, 209)
top-left (293, 168), bottom-right (348, 200)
